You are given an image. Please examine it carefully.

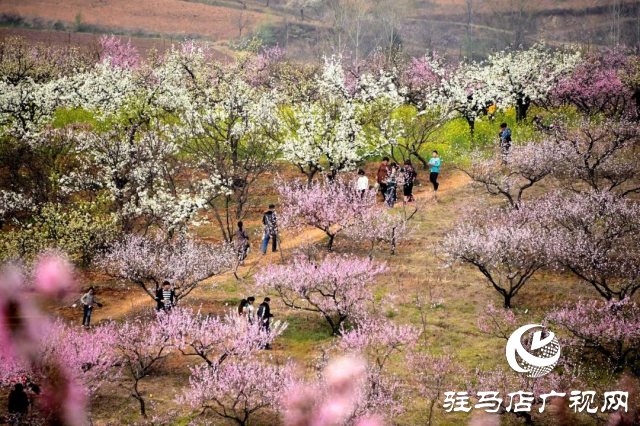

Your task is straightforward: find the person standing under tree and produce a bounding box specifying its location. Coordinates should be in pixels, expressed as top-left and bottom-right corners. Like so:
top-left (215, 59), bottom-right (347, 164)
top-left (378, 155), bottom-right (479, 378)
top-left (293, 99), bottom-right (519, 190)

top-left (257, 297), bottom-right (275, 349)
top-left (261, 204), bottom-right (278, 254)
top-left (80, 286), bottom-right (102, 328)
top-left (356, 169), bottom-right (369, 198)
top-left (376, 157), bottom-right (390, 200)
top-left (428, 151), bottom-right (441, 193)
top-left (401, 159), bottom-right (417, 204)
top-left (385, 163), bottom-right (399, 207)
top-left (155, 281), bottom-right (176, 311)
top-left (499, 122), bottom-right (512, 158)
top-left (234, 221), bottom-right (250, 265)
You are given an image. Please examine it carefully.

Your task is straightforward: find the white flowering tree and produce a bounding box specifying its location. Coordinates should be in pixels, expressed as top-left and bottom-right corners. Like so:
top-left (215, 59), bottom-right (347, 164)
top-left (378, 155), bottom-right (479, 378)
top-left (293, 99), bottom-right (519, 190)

top-left (421, 56), bottom-right (495, 136)
top-left (484, 44), bottom-right (580, 121)
top-left (175, 58), bottom-right (283, 242)
top-left (282, 56), bottom-right (400, 184)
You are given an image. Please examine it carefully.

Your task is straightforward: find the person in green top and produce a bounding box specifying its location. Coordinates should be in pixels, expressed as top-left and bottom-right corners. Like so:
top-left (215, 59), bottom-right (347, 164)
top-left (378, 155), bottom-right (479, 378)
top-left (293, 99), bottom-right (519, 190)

top-left (428, 150), bottom-right (441, 192)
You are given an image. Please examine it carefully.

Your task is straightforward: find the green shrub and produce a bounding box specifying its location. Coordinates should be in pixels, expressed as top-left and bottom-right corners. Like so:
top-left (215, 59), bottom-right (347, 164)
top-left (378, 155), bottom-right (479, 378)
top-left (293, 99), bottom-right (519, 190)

top-left (0, 202), bottom-right (119, 266)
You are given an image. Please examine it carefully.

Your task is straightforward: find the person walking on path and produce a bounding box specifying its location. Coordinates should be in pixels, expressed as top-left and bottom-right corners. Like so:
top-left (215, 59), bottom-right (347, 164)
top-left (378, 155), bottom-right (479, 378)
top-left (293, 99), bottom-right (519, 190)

top-left (428, 151), bottom-right (441, 193)
top-left (499, 122), bottom-right (512, 159)
top-left (356, 169), bottom-right (369, 198)
top-left (401, 159), bottom-right (417, 204)
top-left (155, 281), bottom-right (176, 311)
top-left (261, 204), bottom-right (278, 254)
top-left (234, 221), bottom-right (250, 265)
top-left (376, 157), bottom-right (390, 200)
top-left (80, 287), bottom-right (102, 328)
top-left (384, 163), bottom-right (399, 207)
top-left (257, 297), bottom-right (275, 349)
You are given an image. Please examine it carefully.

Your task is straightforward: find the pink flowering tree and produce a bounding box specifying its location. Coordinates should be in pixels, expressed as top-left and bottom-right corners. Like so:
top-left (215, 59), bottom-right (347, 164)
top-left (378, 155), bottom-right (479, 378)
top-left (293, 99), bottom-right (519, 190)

top-left (345, 202), bottom-right (421, 256)
top-left (338, 315), bottom-right (420, 371)
top-left (97, 233), bottom-right (234, 305)
top-left (276, 177), bottom-right (377, 251)
top-left (281, 356), bottom-right (384, 426)
top-left (526, 190), bottom-right (640, 301)
top-left (550, 119), bottom-right (640, 196)
top-left (0, 253), bottom-right (118, 425)
top-left (470, 365), bottom-right (585, 425)
top-left (476, 301), bottom-right (518, 341)
top-left (553, 50), bottom-right (633, 117)
top-left (546, 298), bottom-right (640, 371)
top-left (161, 307), bottom-right (287, 367)
top-left (443, 209), bottom-right (548, 308)
top-left (115, 316), bottom-right (174, 417)
top-left (178, 358), bottom-right (295, 426)
top-left (461, 139), bottom-right (558, 209)
top-left (406, 352), bottom-right (461, 426)
top-left (99, 35), bottom-right (139, 69)
top-left (254, 254), bottom-right (387, 335)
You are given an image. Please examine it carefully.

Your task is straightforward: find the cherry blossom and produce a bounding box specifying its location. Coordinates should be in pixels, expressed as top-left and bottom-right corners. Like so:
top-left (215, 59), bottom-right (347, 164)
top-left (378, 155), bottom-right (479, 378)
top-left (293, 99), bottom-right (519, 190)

top-left (443, 208), bottom-right (549, 308)
top-left (160, 307), bottom-right (287, 366)
top-left (97, 233), bottom-right (235, 304)
top-left (178, 358), bottom-right (295, 426)
top-left (254, 253), bottom-right (387, 335)
top-left (276, 176), bottom-right (376, 251)
top-left (546, 298), bottom-right (640, 371)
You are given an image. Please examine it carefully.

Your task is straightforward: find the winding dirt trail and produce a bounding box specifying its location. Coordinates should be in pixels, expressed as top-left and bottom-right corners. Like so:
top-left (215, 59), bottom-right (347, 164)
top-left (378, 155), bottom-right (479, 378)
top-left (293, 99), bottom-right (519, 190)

top-left (83, 169), bottom-right (470, 323)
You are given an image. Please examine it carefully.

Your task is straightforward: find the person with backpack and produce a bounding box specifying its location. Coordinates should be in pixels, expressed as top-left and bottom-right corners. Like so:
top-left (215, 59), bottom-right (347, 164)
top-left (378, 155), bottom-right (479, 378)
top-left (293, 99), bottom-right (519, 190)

top-left (428, 151), bottom-right (441, 193)
top-left (261, 204), bottom-right (278, 255)
top-left (499, 122), bottom-right (512, 159)
top-left (234, 221), bottom-right (250, 265)
top-left (155, 281), bottom-right (176, 311)
top-left (80, 287), bottom-right (102, 328)
top-left (401, 159), bottom-right (417, 204)
top-left (257, 297), bottom-right (275, 349)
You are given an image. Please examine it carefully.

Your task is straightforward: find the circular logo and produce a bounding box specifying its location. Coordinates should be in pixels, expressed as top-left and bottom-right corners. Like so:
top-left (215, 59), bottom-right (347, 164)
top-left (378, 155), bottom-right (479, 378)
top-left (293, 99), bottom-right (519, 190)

top-left (505, 324), bottom-right (561, 378)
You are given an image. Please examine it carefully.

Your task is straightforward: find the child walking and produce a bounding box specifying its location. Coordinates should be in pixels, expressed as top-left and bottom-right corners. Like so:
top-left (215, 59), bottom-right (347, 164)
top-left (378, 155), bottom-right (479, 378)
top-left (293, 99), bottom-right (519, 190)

top-left (428, 151), bottom-right (441, 192)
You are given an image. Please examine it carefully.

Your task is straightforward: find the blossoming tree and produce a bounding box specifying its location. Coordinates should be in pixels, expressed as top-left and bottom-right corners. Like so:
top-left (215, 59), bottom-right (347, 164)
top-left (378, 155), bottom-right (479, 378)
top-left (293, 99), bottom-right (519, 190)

top-left (254, 253), bottom-right (387, 335)
top-left (97, 233), bottom-right (235, 304)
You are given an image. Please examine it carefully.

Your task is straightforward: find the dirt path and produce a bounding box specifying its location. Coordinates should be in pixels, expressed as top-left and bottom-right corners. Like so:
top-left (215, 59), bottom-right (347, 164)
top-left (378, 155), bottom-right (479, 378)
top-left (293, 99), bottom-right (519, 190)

top-left (84, 169), bottom-right (470, 323)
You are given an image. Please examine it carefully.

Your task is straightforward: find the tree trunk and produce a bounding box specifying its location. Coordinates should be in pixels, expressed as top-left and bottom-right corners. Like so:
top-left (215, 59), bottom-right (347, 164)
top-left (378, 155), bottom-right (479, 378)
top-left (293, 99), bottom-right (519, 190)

top-left (503, 294), bottom-right (512, 309)
top-left (327, 233), bottom-right (335, 251)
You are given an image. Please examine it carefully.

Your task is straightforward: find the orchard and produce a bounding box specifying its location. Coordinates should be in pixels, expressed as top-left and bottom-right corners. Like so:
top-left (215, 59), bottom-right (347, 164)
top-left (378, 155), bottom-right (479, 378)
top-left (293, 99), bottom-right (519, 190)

top-left (0, 34), bottom-right (639, 426)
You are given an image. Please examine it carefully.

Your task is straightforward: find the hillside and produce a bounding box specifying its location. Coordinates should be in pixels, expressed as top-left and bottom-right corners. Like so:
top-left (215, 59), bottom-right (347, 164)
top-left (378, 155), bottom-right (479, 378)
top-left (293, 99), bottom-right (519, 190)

top-left (1, 0), bottom-right (639, 60)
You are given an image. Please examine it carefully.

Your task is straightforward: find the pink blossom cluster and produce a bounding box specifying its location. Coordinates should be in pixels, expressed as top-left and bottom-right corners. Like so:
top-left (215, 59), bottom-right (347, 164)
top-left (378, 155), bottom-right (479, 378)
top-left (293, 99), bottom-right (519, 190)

top-left (255, 253), bottom-right (387, 335)
top-left (99, 35), bottom-right (139, 69)
top-left (546, 298), bottom-right (640, 370)
top-left (159, 307), bottom-right (287, 366)
top-left (0, 254), bottom-right (117, 425)
top-left (276, 177), bottom-right (377, 250)
top-left (97, 233), bottom-right (235, 304)
top-left (282, 356), bottom-right (383, 426)
top-left (554, 50), bottom-right (634, 117)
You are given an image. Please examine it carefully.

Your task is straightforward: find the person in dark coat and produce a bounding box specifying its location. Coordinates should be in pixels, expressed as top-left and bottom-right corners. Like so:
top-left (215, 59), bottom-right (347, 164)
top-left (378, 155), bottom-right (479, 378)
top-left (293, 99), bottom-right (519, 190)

top-left (155, 281), bottom-right (176, 311)
top-left (261, 204), bottom-right (278, 254)
top-left (8, 383), bottom-right (29, 424)
top-left (257, 297), bottom-right (275, 349)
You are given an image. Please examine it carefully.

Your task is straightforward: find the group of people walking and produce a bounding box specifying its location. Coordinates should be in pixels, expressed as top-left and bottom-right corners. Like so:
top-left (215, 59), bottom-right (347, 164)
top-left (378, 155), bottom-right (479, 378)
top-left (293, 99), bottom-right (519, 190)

top-left (370, 151), bottom-right (441, 207)
top-left (238, 296), bottom-right (275, 349)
